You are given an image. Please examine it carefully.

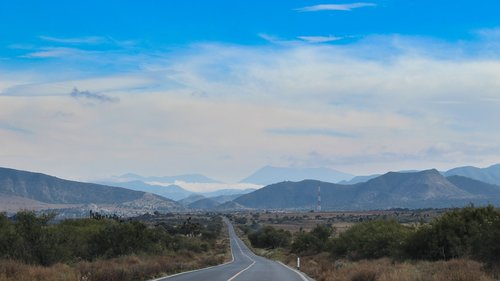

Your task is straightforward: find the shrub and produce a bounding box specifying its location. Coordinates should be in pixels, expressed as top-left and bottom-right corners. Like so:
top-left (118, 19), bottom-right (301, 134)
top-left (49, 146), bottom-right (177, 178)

top-left (331, 220), bottom-right (412, 260)
top-left (248, 225), bottom-right (291, 249)
top-left (292, 224), bottom-right (333, 255)
top-left (405, 205), bottom-right (500, 262)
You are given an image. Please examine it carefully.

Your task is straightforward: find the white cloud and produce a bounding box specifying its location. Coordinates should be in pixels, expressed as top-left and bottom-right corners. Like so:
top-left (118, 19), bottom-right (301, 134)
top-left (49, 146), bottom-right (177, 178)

top-left (21, 47), bottom-right (94, 58)
top-left (39, 36), bottom-right (108, 45)
top-left (2, 34), bottom-right (500, 182)
top-left (297, 3), bottom-right (377, 12)
top-left (297, 36), bottom-right (343, 43)
top-left (1, 74), bottom-right (158, 97)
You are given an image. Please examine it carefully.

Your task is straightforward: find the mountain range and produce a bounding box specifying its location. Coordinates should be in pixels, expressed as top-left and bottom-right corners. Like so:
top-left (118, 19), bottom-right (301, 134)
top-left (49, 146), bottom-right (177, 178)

top-left (234, 169), bottom-right (500, 210)
top-left (340, 164), bottom-right (500, 186)
top-left (99, 180), bottom-right (256, 201)
top-left (2, 164), bottom-right (500, 214)
top-left (444, 164), bottom-right (500, 185)
top-left (0, 167), bottom-right (183, 216)
top-left (97, 180), bottom-right (192, 201)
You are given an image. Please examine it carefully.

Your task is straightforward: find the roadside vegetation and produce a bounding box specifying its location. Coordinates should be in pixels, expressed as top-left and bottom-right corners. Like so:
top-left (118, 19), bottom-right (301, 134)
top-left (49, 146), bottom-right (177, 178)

top-left (236, 205), bottom-right (500, 281)
top-left (0, 212), bottom-right (230, 281)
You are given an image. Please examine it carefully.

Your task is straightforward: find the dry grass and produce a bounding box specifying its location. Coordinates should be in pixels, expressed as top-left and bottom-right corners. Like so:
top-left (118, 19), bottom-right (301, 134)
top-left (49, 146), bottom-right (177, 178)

top-left (0, 252), bottom-right (226, 281)
top-left (0, 226), bottom-right (231, 281)
top-left (283, 256), bottom-right (498, 281)
top-left (0, 260), bottom-right (80, 281)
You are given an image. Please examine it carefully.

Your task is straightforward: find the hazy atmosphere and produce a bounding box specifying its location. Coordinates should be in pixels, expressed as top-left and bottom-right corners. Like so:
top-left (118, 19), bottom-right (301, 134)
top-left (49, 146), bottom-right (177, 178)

top-left (1, 0), bottom-right (500, 183)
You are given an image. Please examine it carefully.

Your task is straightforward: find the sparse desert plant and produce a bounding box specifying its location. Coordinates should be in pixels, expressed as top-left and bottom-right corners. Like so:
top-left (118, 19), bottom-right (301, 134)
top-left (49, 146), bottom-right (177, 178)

top-left (291, 258), bottom-right (496, 281)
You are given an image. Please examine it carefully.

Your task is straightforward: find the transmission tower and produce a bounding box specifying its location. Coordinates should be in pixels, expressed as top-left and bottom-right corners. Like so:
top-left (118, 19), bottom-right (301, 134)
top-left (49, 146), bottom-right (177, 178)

top-left (317, 186), bottom-right (321, 212)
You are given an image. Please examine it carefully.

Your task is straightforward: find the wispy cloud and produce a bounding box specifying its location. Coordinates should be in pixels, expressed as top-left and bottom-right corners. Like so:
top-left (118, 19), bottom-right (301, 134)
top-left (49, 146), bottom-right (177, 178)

top-left (39, 35), bottom-right (108, 45)
top-left (22, 47), bottom-right (93, 58)
top-left (267, 128), bottom-right (357, 138)
top-left (70, 88), bottom-right (119, 103)
top-left (3, 33), bottom-right (500, 180)
top-left (298, 36), bottom-right (343, 43)
top-left (1, 75), bottom-right (157, 97)
top-left (297, 3), bottom-right (377, 12)
top-left (0, 123), bottom-right (33, 135)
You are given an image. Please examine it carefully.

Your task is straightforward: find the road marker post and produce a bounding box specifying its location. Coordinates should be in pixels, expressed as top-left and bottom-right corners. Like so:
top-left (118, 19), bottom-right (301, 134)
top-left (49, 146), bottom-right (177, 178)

top-left (297, 257), bottom-right (300, 270)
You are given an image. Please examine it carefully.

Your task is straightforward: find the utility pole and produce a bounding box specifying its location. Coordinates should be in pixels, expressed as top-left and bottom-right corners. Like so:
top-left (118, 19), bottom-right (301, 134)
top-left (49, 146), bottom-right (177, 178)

top-left (317, 186), bottom-right (321, 212)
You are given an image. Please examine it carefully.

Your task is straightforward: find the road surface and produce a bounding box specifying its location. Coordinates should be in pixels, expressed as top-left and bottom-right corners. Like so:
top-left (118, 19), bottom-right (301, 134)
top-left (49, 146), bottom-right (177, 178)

top-left (153, 218), bottom-right (313, 281)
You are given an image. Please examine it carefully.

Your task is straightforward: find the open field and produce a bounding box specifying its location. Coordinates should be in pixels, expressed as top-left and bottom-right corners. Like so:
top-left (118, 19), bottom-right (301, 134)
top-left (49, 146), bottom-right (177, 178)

top-left (231, 208), bottom-right (448, 234)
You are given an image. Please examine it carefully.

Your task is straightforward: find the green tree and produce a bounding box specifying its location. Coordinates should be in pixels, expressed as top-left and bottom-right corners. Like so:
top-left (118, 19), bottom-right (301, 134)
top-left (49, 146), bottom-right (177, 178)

top-left (291, 224), bottom-right (333, 254)
top-left (332, 220), bottom-right (412, 260)
top-left (248, 225), bottom-right (291, 249)
top-left (405, 205), bottom-right (500, 262)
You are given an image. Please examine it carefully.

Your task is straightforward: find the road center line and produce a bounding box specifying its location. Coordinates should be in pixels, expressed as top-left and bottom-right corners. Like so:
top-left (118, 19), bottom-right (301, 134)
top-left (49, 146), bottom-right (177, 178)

top-left (226, 232), bottom-right (256, 281)
top-left (226, 260), bottom-right (256, 281)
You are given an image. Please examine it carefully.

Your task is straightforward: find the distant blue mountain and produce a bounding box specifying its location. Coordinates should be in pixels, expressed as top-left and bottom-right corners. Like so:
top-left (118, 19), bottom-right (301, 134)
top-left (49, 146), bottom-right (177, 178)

top-left (444, 164), bottom-right (500, 186)
top-left (98, 180), bottom-right (193, 201)
top-left (201, 188), bottom-right (256, 198)
top-left (338, 174), bottom-right (380, 184)
top-left (241, 166), bottom-right (353, 185)
top-left (117, 173), bottom-right (220, 184)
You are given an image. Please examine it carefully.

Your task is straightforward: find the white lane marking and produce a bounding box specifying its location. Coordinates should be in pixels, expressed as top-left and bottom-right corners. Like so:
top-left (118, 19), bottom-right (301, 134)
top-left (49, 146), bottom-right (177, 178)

top-left (150, 247), bottom-right (235, 281)
top-left (277, 261), bottom-right (310, 281)
top-left (150, 221), bottom-right (236, 281)
top-left (226, 233), bottom-right (256, 281)
top-left (227, 260), bottom-right (256, 281)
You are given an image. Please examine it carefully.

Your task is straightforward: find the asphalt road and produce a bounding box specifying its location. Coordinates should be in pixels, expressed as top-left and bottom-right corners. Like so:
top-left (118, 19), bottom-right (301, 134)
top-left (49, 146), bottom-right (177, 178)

top-left (154, 218), bottom-right (313, 281)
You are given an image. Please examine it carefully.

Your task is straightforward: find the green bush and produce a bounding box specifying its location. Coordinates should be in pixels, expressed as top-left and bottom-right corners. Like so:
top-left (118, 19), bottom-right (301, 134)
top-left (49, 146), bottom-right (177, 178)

top-left (291, 224), bottom-right (333, 254)
top-left (0, 211), bottom-right (223, 266)
top-left (405, 205), bottom-right (500, 262)
top-left (248, 225), bottom-right (291, 249)
top-left (331, 220), bottom-right (412, 260)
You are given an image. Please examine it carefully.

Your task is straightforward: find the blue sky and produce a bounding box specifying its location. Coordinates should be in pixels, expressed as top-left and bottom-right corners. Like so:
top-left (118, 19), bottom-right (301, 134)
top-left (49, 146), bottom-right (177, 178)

top-left (1, 1), bottom-right (499, 45)
top-left (1, 1), bottom-right (500, 187)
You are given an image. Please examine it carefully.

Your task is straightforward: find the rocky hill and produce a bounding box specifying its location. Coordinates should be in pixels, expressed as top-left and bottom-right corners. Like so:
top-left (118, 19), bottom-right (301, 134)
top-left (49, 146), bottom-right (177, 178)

top-left (234, 169), bottom-right (500, 210)
top-left (0, 167), bottom-right (182, 215)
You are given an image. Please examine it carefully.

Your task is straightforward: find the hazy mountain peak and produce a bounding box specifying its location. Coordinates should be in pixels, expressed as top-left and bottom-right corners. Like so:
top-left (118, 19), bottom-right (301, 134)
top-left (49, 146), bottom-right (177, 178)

top-left (241, 166), bottom-right (353, 185)
top-left (117, 173), bottom-right (220, 184)
top-left (444, 163), bottom-right (500, 186)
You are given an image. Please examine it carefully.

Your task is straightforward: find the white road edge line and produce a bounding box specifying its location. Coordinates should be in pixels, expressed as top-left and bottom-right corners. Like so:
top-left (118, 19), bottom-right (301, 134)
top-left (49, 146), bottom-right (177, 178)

top-left (226, 232), bottom-right (256, 281)
top-left (149, 255), bottom-right (234, 281)
top-left (149, 222), bottom-right (236, 281)
top-left (277, 261), bottom-right (310, 281)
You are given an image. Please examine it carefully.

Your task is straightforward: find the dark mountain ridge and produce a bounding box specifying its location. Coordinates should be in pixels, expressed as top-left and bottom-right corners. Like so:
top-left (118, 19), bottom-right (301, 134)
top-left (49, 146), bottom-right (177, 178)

top-left (234, 169), bottom-right (500, 210)
top-left (0, 167), bottom-right (183, 215)
top-left (0, 167), bottom-right (147, 204)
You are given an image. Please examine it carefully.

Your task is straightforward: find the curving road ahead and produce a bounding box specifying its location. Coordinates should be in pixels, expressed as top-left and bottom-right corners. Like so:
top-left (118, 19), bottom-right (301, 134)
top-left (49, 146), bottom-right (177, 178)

top-left (153, 218), bottom-right (313, 281)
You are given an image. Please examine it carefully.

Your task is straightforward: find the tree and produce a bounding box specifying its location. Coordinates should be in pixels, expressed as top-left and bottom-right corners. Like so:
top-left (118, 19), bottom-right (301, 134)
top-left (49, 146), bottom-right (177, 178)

top-left (332, 220), bottom-right (412, 260)
top-left (248, 225), bottom-right (291, 249)
top-left (405, 205), bottom-right (500, 262)
top-left (292, 224), bottom-right (333, 255)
